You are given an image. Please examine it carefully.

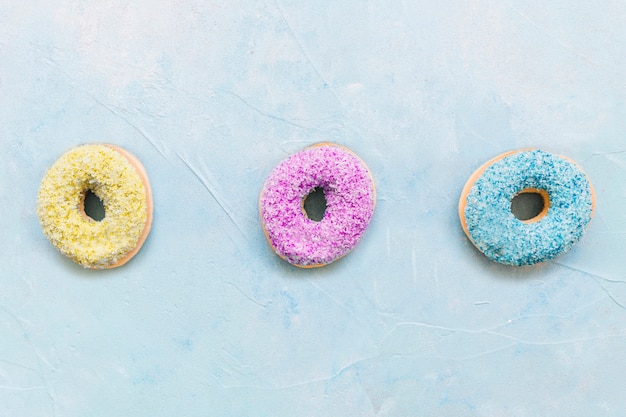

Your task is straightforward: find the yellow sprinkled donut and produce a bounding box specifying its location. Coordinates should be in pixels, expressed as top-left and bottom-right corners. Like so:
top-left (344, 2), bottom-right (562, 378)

top-left (37, 144), bottom-right (153, 269)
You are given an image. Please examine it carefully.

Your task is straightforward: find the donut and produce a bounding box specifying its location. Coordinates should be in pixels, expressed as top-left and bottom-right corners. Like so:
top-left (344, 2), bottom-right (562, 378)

top-left (458, 149), bottom-right (595, 266)
top-left (259, 143), bottom-right (376, 268)
top-left (37, 144), bottom-right (153, 269)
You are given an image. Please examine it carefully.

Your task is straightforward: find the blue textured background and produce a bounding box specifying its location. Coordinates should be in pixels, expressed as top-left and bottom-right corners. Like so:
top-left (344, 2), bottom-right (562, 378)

top-left (2, 1), bottom-right (626, 416)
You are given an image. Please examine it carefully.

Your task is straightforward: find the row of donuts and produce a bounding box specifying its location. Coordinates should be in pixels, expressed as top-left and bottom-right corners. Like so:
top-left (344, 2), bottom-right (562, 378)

top-left (36, 143), bottom-right (595, 269)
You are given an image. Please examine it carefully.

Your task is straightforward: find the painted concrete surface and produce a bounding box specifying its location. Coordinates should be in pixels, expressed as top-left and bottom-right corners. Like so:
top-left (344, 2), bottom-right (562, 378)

top-left (2, 1), bottom-right (626, 416)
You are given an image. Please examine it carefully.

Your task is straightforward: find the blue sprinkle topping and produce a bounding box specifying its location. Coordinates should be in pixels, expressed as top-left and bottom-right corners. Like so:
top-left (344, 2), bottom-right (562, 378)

top-left (464, 150), bottom-right (594, 266)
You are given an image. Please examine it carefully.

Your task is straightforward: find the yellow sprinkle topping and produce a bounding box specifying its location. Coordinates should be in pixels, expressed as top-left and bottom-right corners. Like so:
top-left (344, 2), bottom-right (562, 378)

top-left (37, 144), bottom-right (148, 268)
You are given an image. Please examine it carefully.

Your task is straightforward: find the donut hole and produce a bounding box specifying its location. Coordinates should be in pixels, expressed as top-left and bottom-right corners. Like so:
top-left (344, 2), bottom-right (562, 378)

top-left (83, 189), bottom-right (106, 222)
top-left (511, 189), bottom-right (550, 223)
top-left (303, 187), bottom-right (327, 222)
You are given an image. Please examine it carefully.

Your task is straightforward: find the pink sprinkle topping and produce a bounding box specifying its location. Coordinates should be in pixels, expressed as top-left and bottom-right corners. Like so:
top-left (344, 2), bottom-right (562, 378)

top-left (260, 144), bottom-right (376, 267)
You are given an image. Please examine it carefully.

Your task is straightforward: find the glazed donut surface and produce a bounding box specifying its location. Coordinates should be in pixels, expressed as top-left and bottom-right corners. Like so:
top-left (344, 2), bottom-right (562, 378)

top-left (37, 144), bottom-right (153, 269)
top-left (260, 143), bottom-right (376, 268)
top-left (459, 149), bottom-right (595, 266)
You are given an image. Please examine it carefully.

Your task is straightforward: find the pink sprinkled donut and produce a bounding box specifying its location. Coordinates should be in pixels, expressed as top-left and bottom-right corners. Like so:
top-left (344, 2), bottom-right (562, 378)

top-left (260, 143), bottom-right (376, 268)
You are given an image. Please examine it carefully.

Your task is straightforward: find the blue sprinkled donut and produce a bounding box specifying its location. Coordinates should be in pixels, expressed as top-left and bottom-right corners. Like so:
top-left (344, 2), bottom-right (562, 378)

top-left (459, 149), bottom-right (595, 266)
